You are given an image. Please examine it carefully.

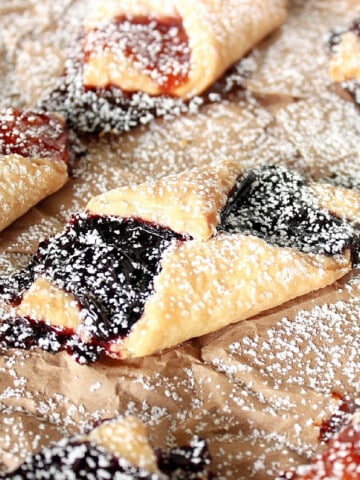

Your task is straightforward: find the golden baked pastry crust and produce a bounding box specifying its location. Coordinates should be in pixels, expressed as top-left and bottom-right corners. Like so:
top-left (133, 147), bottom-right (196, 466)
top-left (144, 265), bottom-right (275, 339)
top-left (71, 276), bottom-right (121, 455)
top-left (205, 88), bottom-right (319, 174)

top-left (86, 416), bottom-right (159, 474)
top-left (0, 109), bottom-right (72, 233)
top-left (117, 234), bottom-right (352, 358)
top-left (87, 160), bottom-right (243, 239)
top-left (8, 163), bottom-right (359, 360)
top-left (0, 154), bottom-right (68, 233)
top-left (329, 31), bottom-right (360, 82)
top-left (84, 0), bottom-right (288, 98)
top-left (310, 181), bottom-right (360, 225)
top-left (14, 233), bottom-right (352, 359)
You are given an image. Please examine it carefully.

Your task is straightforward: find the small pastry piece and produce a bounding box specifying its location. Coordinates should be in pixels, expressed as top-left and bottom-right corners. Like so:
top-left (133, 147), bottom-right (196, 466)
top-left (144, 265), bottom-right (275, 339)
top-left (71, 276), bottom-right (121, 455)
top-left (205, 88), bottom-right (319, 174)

top-left (329, 17), bottom-right (360, 82)
top-left (83, 0), bottom-right (287, 98)
top-left (39, 0), bottom-right (286, 134)
top-left (328, 17), bottom-right (360, 103)
top-left (0, 164), bottom-right (359, 362)
top-left (310, 181), bottom-right (360, 226)
top-left (278, 399), bottom-right (360, 480)
top-left (0, 108), bottom-right (71, 232)
top-left (1, 416), bottom-right (212, 479)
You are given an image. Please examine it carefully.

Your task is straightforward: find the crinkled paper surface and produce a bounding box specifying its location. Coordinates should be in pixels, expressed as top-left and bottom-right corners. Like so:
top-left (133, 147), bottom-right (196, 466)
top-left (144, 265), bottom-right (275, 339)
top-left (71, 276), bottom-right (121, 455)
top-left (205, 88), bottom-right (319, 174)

top-left (0, 0), bottom-right (359, 478)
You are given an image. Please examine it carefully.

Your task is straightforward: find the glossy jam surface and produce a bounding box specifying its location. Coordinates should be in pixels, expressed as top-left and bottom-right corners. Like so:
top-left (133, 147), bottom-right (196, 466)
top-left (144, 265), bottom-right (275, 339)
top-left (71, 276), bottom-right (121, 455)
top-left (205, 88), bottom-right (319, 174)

top-left (0, 166), bottom-right (357, 363)
top-left (219, 166), bottom-right (356, 256)
top-left (0, 214), bottom-right (183, 362)
top-left (3, 435), bottom-right (212, 479)
top-left (84, 15), bottom-right (191, 93)
top-left (0, 316), bottom-right (103, 363)
top-left (0, 109), bottom-right (69, 163)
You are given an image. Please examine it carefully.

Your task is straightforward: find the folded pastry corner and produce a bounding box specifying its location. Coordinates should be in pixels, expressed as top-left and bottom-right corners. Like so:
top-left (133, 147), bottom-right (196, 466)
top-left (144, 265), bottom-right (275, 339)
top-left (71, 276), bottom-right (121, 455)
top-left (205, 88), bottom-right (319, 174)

top-left (116, 234), bottom-right (352, 359)
top-left (0, 164), bottom-right (358, 362)
top-left (87, 160), bottom-right (243, 239)
top-left (0, 108), bottom-right (71, 233)
top-left (328, 16), bottom-right (360, 103)
top-left (83, 0), bottom-right (288, 99)
top-left (1, 415), bottom-right (213, 479)
top-left (329, 17), bottom-right (360, 83)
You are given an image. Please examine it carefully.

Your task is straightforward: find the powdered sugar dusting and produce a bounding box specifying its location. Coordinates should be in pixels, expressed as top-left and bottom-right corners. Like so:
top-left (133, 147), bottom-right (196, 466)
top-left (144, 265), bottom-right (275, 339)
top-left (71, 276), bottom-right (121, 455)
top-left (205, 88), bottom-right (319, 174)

top-left (0, 0), bottom-right (359, 478)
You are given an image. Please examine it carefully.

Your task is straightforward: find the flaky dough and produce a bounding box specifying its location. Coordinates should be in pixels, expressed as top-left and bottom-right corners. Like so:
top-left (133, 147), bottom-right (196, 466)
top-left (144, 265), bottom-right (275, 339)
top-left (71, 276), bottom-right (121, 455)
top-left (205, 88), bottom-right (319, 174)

top-left (0, 154), bottom-right (68, 232)
top-left (84, 0), bottom-right (288, 98)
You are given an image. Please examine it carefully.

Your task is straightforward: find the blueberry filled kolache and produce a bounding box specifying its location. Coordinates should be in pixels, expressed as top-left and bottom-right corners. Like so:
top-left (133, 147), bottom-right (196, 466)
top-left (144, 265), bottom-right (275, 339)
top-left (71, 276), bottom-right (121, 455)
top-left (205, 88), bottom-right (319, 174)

top-left (1, 416), bottom-right (213, 479)
top-left (83, 0), bottom-right (288, 99)
top-left (0, 163), bottom-right (359, 362)
top-left (0, 108), bottom-right (71, 232)
top-left (328, 16), bottom-right (360, 103)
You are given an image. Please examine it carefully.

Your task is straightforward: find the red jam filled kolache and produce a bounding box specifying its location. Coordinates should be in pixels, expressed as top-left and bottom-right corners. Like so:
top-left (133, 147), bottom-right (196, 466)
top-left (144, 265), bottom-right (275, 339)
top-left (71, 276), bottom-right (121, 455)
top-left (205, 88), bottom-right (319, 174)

top-left (83, 0), bottom-right (288, 98)
top-left (0, 109), bottom-right (71, 232)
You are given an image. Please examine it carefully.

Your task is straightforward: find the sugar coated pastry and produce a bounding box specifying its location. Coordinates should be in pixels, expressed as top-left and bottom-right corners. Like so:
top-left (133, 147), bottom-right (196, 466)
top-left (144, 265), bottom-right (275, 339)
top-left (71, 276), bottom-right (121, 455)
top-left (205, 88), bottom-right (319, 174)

top-left (83, 0), bottom-right (288, 98)
top-left (0, 164), bottom-right (359, 362)
top-left (328, 16), bottom-right (360, 103)
top-left (0, 416), bottom-right (212, 479)
top-left (0, 109), bottom-right (71, 233)
top-left (39, 0), bottom-right (287, 134)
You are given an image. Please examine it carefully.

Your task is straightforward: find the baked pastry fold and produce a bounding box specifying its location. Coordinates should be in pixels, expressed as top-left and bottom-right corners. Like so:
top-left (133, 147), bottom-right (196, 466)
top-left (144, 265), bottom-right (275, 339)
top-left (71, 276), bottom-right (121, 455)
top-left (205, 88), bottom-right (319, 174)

top-left (0, 154), bottom-right (68, 233)
top-left (0, 109), bottom-right (70, 232)
top-left (329, 18), bottom-right (360, 82)
top-left (2, 415), bottom-right (212, 478)
top-left (1, 163), bottom-right (359, 362)
top-left (84, 0), bottom-right (288, 98)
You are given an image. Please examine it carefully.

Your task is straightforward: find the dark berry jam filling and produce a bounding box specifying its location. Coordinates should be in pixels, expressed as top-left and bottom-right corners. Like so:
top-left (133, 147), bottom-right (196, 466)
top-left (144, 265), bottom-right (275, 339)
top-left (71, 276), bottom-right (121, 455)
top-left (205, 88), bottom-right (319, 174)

top-left (0, 109), bottom-right (70, 164)
top-left (84, 15), bottom-right (190, 93)
top-left (2, 439), bottom-right (154, 479)
top-left (0, 166), bottom-right (357, 363)
top-left (0, 214), bottom-right (184, 361)
top-left (349, 16), bottom-right (360, 36)
top-left (157, 437), bottom-right (213, 479)
top-left (1, 434), bottom-right (212, 479)
top-left (0, 316), bottom-right (103, 364)
top-left (218, 166), bottom-right (357, 256)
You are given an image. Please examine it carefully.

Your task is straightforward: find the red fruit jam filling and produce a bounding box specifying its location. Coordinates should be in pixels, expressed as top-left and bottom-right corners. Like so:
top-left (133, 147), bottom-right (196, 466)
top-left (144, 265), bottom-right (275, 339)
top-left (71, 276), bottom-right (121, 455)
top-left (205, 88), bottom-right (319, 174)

top-left (0, 108), bottom-right (70, 163)
top-left (84, 15), bottom-right (191, 94)
top-left (278, 398), bottom-right (360, 480)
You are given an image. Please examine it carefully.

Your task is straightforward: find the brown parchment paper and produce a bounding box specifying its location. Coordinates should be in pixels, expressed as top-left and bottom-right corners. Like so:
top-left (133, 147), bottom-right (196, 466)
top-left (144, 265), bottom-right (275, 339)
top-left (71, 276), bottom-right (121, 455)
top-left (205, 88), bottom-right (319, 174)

top-left (0, 0), bottom-right (359, 479)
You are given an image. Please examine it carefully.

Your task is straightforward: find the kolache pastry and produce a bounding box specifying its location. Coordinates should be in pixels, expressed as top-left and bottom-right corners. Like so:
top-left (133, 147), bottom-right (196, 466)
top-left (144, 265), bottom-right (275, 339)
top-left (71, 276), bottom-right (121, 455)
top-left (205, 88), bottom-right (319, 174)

top-left (0, 163), bottom-right (359, 363)
top-left (278, 397), bottom-right (360, 480)
top-left (39, 0), bottom-right (287, 134)
top-left (1, 415), bottom-right (213, 479)
top-left (328, 16), bottom-right (360, 103)
top-left (83, 0), bottom-right (287, 98)
top-left (0, 108), bottom-right (72, 233)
